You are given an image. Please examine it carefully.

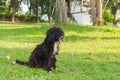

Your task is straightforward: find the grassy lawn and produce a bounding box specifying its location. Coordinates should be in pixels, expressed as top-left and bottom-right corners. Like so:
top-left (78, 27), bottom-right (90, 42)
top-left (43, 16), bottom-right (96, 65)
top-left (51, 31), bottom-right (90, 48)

top-left (0, 23), bottom-right (120, 80)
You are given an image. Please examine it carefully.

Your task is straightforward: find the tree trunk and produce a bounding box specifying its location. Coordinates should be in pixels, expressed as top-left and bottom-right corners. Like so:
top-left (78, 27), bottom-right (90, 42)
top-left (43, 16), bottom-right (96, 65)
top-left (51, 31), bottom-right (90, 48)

top-left (56, 0), bottom-right (67, 24)
top-left (56, 0), bottom-right (62, 24)
top-left (66, 0), bottom-right (71, 17)
top-left (10, 0), bottom-right (23, 23)
top-left (90, 0), bottom-right (97, 25)
top-left (12, 13), bottom-right (15, 23)
top-left (36, 6), bottom-right (39, 23)
top-left (96, 0), bottom-right (103, 26)
top-left (48, 0), bottom-right (52, 23)
top-left (12, 6), bottom-right (16, 23)
top-left (61, 0), bottom-right (67, 24)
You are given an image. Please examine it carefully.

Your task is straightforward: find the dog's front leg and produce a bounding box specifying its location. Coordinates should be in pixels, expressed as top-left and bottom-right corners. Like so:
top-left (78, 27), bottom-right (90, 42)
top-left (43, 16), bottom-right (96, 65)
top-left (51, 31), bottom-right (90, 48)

top-left (43, 57), bottom-right (52, 72)
top-left (51, 57), bottom-right (56, 69)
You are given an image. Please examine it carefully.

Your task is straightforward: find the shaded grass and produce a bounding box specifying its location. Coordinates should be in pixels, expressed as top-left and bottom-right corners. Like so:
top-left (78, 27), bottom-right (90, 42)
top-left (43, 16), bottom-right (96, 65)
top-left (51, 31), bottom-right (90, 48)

top-left (0, 23), bottom-right (120, 80)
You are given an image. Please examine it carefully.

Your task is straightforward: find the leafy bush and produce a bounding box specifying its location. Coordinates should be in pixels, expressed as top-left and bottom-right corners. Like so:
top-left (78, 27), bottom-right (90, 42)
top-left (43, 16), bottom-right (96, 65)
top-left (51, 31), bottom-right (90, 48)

top-left (0, 5), bottom-right (12, 20)
top-left (15, 14), bottom-right (37, 22)
top-left (0, 12), bottom-right (12, 20)
top-left (103, 9), bottom-right (113, 24)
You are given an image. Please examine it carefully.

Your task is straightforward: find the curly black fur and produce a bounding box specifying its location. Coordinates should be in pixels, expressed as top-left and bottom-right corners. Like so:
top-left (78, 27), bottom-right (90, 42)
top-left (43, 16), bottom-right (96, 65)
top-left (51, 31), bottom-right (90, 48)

top-left (15, 27), bottom-right (64, 72)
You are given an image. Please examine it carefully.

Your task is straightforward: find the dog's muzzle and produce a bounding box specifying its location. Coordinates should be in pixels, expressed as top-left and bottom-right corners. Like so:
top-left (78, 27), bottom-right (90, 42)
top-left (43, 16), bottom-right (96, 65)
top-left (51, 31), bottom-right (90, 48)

top-left (59, 36), bottom-right (64, 42)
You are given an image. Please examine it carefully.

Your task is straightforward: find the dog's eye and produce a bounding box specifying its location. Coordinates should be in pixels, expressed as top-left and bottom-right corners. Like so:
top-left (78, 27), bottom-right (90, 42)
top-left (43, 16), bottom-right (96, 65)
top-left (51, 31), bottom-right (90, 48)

top-left (60, 36), bottom-right (64, 39)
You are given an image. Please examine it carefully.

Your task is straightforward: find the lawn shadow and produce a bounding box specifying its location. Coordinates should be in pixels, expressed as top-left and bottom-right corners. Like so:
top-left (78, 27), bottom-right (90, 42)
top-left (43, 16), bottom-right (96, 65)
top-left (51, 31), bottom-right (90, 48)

top-left (64, 35), bottom-right (97, 42)
top-left (0, 24), bottom-right (53, 43)
top-left (63, 24), bottom-right (119, 33)
top-left (64, 35), bottom-right (120, 42)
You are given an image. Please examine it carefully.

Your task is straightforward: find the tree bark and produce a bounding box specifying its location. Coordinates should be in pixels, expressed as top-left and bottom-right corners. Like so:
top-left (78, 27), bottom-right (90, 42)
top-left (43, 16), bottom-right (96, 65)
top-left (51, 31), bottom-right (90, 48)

top-left (61, 0), bottom-right (67, 24)
top-left (12, 6), bottom-right (16, 23)
top-left (96, 0), bottom-right (103, 26)
top-left (11, 0), bottom-right (23, 23)
top-left (56, 0), bottom-right (62, 24)
top-left (90, 0), bottom-right (97, 25)
top-left (36, 6), bottom-right (39, 23)
top-left (56, 0), bottom-right (67, 24)
top-left (48, 0), bottom-right (52, 23)
top-left (90, 0), bottom-right (103, 26)
top-left (66, 0), bottom-right (71, 17)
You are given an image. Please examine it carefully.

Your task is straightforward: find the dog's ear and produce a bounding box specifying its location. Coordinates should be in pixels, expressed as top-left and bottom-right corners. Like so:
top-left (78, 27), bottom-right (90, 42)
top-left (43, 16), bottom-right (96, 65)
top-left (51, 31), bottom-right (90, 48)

top-left (46, 33), bottom-right (55, 42)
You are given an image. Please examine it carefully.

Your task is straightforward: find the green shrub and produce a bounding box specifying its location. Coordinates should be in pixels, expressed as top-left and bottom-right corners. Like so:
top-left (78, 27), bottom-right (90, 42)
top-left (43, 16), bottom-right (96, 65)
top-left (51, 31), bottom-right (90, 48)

top-left (0, 5), bottom-right (12, 20)
top-left (15, 14), bottom-right (37, 22)
top-left (103, 9), bottom-right (113, 24)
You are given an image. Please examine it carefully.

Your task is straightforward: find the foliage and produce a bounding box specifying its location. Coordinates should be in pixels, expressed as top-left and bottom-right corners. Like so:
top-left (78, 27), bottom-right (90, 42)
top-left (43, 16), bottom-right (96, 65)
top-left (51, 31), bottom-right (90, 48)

top-left (103, 0), bottom-right (118, 24)
top-left (111, 1), bottom-right (118, 25)
top-left (0, 0), bottom-right (11, 20)
top-left (111, 3), bottom-right (118, 17)
top-left (29, 0), bottom-right (56, 22)
top-left (9, 0), bottom-right (22, 11)
top-left (103, 0), bottom-right (113, 9)
top-left (15, 14), bottom-right (37, 22)
top-left (0, 23), bottom-right (120, 80)
top-left (0, 12), bottom-right (12, 20)
top-left (103, 9), bottom-right (113, 24)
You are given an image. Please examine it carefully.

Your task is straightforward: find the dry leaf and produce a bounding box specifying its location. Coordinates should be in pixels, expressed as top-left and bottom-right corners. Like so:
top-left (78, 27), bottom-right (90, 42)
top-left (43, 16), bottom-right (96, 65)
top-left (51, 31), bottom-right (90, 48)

top-left (5, 55), bottom-right (10, 60)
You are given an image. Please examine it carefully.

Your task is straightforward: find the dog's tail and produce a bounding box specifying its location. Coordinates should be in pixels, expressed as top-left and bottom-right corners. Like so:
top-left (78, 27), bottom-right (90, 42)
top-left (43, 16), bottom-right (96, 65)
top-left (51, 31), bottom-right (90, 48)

top-left (15, 59), bottom-right (28, 65)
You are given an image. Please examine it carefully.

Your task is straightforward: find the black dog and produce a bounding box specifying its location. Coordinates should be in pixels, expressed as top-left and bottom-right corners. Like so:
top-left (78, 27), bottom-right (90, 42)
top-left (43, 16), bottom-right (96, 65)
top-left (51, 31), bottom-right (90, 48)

top-left (15, 27), bottom-right (64, 72)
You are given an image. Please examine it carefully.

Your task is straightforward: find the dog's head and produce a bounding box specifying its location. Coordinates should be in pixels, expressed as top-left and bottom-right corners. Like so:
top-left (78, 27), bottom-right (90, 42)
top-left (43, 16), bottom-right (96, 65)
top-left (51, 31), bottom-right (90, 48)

top-left (46, 27), bottom-right (64, 43)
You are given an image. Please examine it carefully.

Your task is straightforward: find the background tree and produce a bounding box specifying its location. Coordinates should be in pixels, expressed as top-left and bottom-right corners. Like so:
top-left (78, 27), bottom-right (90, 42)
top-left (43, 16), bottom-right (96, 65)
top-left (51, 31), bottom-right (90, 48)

top-left (90, 0), bottom-right (97, 25)
top-left (10, 0), bottom-right (23, 23)
top-left (29, 0), bottom-right (41, 23)
top-left (26, 0), bottom-right (56, 23)
top-left (0, 0), bottom-right (11, 20)
top-left (90, 0), bottom-right (103, 26)
top-left (39, 0), bottom-right (56, 23)
top-left (56, 0), bottom-right (67, 25)
top-left (96, 0), bottom-right (103, 26)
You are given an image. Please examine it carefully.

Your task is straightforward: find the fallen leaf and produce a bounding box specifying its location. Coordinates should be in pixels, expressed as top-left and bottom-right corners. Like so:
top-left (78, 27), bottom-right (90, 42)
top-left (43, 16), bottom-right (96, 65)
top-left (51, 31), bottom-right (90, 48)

top-left (5, 55), bottom-right (10, 60)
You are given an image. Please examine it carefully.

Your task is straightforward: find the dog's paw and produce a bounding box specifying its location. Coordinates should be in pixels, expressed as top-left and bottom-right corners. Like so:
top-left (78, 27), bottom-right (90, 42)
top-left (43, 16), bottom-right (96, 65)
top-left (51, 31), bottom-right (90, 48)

top-left (12, 60), bottom-right (16, 65)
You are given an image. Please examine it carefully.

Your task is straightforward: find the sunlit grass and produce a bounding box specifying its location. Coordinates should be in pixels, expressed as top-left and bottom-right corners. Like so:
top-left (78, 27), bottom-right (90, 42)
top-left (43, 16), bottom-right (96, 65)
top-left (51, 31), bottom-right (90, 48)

top-left (0, 23), bottom-right (120, 80)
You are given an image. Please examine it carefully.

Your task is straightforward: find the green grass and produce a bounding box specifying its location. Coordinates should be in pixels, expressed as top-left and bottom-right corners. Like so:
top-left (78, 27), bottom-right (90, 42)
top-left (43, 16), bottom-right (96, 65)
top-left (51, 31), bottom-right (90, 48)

top-left (0, 23), bottom-right (120, 80)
